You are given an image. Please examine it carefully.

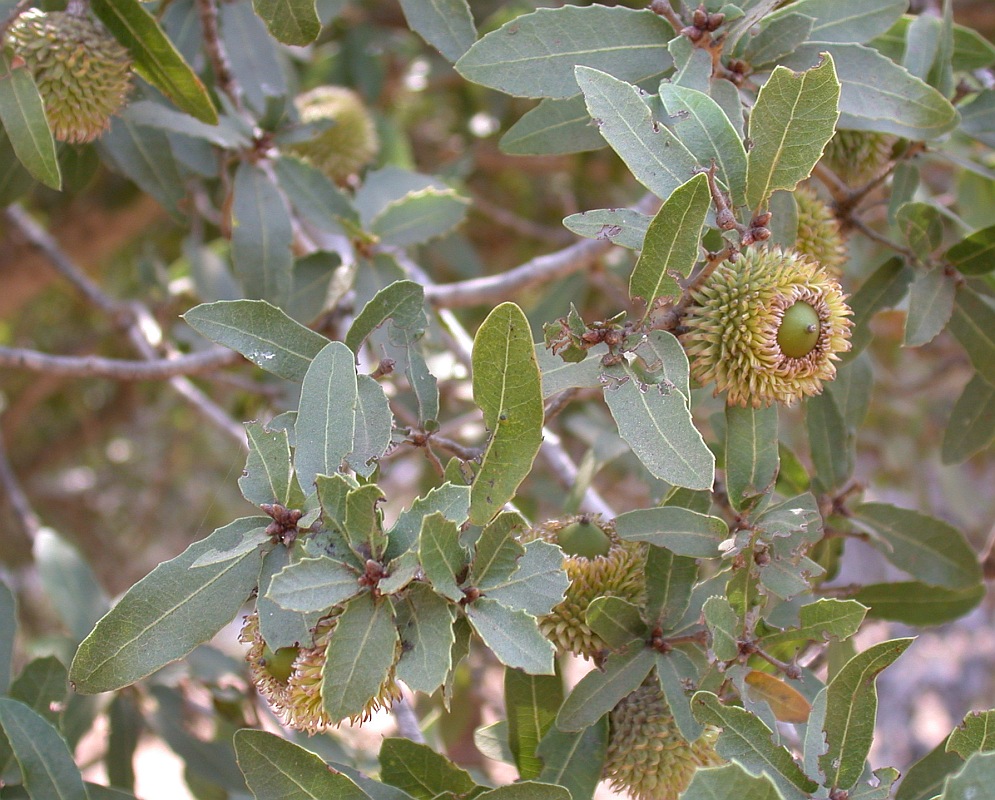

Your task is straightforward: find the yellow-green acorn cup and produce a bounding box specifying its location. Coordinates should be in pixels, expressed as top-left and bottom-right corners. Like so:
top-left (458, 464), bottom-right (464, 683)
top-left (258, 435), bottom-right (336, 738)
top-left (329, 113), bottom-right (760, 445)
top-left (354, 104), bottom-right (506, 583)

top-left (793, 184), bottom-right (847, 274)
top-left (5, 8), bottom-right (132, 144)
top-left (603, 680), bottom-right (723, 800)
top-left (241, 611), bottom-right (401, 732)
top-left (289, 86), bottom-right (379, 183)
top-left (682, 247), bottom-right (852, 408)
top-left (523, 516), bottom-right (645, 660)
top-left (822, 129), bottom-right (895, 186)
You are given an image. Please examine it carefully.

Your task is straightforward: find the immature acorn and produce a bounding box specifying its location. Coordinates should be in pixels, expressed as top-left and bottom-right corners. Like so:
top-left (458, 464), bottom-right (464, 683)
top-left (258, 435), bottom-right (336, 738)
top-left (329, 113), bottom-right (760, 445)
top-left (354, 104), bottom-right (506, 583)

top-left (289, 86), bottom-right (379, 183)
top-left (821, 129), bottom-right (895, 186)
top-left (240, 611), bottom-right (402, 732)
top-left (682, 247), bottom-right (852, 407)
top-left (5, 8), bottom-right (132, 143)
top-left (523, 515), bottom-right (645, 659)
top-left (793, 184), bottom-right (847, 274)
top-left (603, 680), bottom-right (723, 800)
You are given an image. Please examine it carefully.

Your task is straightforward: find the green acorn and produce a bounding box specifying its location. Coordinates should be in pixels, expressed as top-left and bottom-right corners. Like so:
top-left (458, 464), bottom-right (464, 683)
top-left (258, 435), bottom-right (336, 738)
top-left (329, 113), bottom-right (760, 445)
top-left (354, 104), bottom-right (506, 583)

top-left (603, 680), bottom-right (723, 800)
top-left (821, 129), bottom-right (895, 186)
top-left (241, 611), bottom-right (401, 732)
top-left (523, 516), bottom-right (645, 660)
top-left (682, 247), bottom-right (852, 407)
top-left (793, 184), bottom-right (847, 275)
top-left (5, 8), bottom-right (132, 144)
top-left (289, 86), bottom-right (379, 183)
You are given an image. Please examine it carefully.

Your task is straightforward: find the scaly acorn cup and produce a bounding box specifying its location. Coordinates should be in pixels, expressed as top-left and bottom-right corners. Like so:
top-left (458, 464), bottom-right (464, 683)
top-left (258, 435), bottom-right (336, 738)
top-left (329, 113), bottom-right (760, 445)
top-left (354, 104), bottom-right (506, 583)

top-left (240, 611), bottom-right (402, 732)
top-left (793, 184), bottom-right (847, 275)
top-left (821, 129), bottom-right (895, 186)
top-left (523, 516), bottom-right (645, 660)
top-left (289, 86), bottom-right (379, 183)
top-left (682, 247), bottom-right (852, 407)
top-left (5, 8), bottom-right (132, 144)
top-left (603, 680), bottom-right (723, 800)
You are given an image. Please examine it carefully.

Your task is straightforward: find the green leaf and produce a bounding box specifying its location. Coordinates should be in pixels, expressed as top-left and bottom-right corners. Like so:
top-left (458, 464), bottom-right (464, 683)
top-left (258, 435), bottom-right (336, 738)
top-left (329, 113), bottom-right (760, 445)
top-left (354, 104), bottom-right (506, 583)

top-left (897, 738), bottom-right (966, 800)
top-left (703, 596), bottom-right (740, 661)
top-left (33, 529), bottom-right (109, 643)
top-left (419, 512), bottom-right (468, 602)
top-left (904, 266), bottom-right (957, 347)
top-left (948, 287), bottom-right (995, 387)
top-left (106, 692), bottom-right (141, 791)
top-left (846, 257), bottom-right (914, 357)
top-left (505, 669), bottom-right (563, 780)
top-left (644, 547), bottom-right (697, 629)
top-left (561, 208), bottom-right (652, 251)
top-left (344, 484), bottom-right (387, 560)
top-left (234, 729), bottom-right (369, 800)
top-left (471, 512), bottom-right (527, 590)
top-left (483, 540), bottom-right (569, 618)
top-left (659, 86), bottom-right (748, 207)
top-left (745, 54), bottom-right (840, 211)
top-left (603, 362), bottom-right (714, 490)
top-left (321, 592), bottom-right (397, 723)
top-left (615, 507), bottom-right (727, 558)
top-left (231, 162), bottom-right (294, 307)
top-left (274, 156), bottom-right (360, 235)
top-left (465, 598), bottom-right (555, 675)
top-left (184, 299), bottom-right (329, 381)
top-left (682, 763), bottom-right (786, 800)
top-left (455, 6), bottom-right (673, 99)
top-left (760, 599), bottom-right (867, 648)
top-left (10, 656), bottom-right (68, 725)
top-left (470, 302), bottom-right (544, 525)
top-left (537, 716), bottom-right (609, 800)
top-left (896, 201), bottom-right (944, 254)
top-left (948, 711), bottom-right (995, 759)
top-left (821, 638), bottom-right (914, 790)
top-left (476, 784), bottom-right (571, 800)
top-left (946, 223), bottom-right (995, 275)
top-left (556, 648), bottom-right (656, 732)
top-left (387, 483), bottom-right (471, 560)
top-left (654, 650), bottom-right (702, 741)
top-left (629, 172), bottom-right (710, 308)
top-left (826, 355), bottom-right (873, 430)
top-left (500, 96), bottom-right (607, 156)
top-left (725, 404), bottom-right (779, 513)
top-left (780, 44), bottom-right (958, 140)
top-left (393, 582), bottom-right (455, 695)
top-left (0, 699), bottom-right (86, 800)
top-left (346, 280), bottom-right (426, 354)
top-left (0, 579), bottom-right (14, 694)
top-left (691, 692), bottom-right (818, 800)
top-left (807, 390), bottom-right (853, 492)
top-left (123, 100), bottom-right (247, 148)
top-left (854, 502), bottom-right (982, 589)
top-left (91, 0), bottom-right (217, 124)
top-left (267, 556), bottom-right (360, 613)
top-left (294, 341), bottom-right (359, 491)
top-left (347, 375), bottom-right (393, 478)
top-left (850, 768), bottom-right (900, 800)
top-left (371, 187), bottom-right (470, 247)
top-left (0, 53), bottom-right (59, 189)
top-left (380, 739), bottom-right (480, 800)
top-left (942, 373), bottom-right (995, 464)
top-left (399, 0), bottom-right (475, 62)
top-left (240, 422), bottom-right (298, 507)
top-left (253, 0), bottom-right (320, 45)
top-left (941, 752), bottom-right (995, 799)
top-left (855, 581), bottom-right (984, 626)
top-left (745, 13), bottom-right (815, 68)
top-left (476, 720), bottom-right (514, 764)
top-left (576, 67), bottom-right (698, 203)
top-left (959, 90), bottom-right (995, 148)
top-left (96, 116), bottom-right (186, 217)
top-left (585, 597), bottom-right (648, 650)
top-left (220, 0), bottom-right (286, 112)
top-left (0, 127), bottom-right (35, 205)
top-left (767, 0), bottom-right (905, 44)
top-left (69, 517), bottom-right (265, 693)
top-left (256, 545), bottom-right (322, 650)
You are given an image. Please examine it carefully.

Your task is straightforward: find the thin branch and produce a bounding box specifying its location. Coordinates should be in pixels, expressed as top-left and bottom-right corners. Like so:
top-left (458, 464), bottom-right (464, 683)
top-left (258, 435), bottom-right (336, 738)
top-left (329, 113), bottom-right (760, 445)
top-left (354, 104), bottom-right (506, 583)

top-left (195, 0), bottom-right (243, 111)
top-left (0, 417), bottom-right (42, 543)
top-left (848, 216), bottom-right (919, 264)
top-left (470, 192), bottom-right (575, 246)
top-left (0, 345), bottom-right (241, 380)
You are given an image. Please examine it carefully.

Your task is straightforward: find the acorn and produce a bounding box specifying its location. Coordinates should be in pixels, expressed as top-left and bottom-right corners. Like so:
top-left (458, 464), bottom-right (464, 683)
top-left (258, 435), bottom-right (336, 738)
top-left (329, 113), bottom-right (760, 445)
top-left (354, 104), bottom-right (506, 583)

top-left (5, 8), bottom-right (132, 143)
top-left (240, 611), bottom-right (401, 732)
top-left (288, 86), bottom-right (379, 183)
top-left (523, 516), bottom-right (645, 660)
top-left (603, 680), bottom-right (723, 800)
top-left (793, 184), bottom-right (847, 275)
top-left (821, 129), bottom-right (895, 186)
top-left (682, 247), bottom-right (852, 407)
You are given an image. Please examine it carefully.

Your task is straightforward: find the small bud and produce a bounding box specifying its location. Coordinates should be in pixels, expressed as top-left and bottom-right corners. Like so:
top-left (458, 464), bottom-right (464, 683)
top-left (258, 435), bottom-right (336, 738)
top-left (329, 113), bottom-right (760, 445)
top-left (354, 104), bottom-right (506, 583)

top-left (681, 25), bottom-right (704, 41)
top-left (706, 12), bottom-right (725, 31)
top-left (692, 6), bottom-right (709, 28)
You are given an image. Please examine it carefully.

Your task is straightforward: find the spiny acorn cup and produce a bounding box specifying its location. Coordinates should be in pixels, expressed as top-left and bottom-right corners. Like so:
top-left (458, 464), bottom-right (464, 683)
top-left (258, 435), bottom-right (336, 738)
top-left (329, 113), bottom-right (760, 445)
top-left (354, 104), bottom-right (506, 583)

top-left (523, 516), bottom-right (645, 660)
top-left (682, 247), bottom-right (852, 408)
top-left (240, 611), bottom-right (402, 732)
top-left (793, 184), bottom-right (847, 275)
top-left (5, 8), bottom-right (132, 144)
top-left (603, 680), bottom-right (723, 800)
top-left (289, 86), bottom-right (379, 183)
top-left (821, 129), bottom-right (896, 186)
